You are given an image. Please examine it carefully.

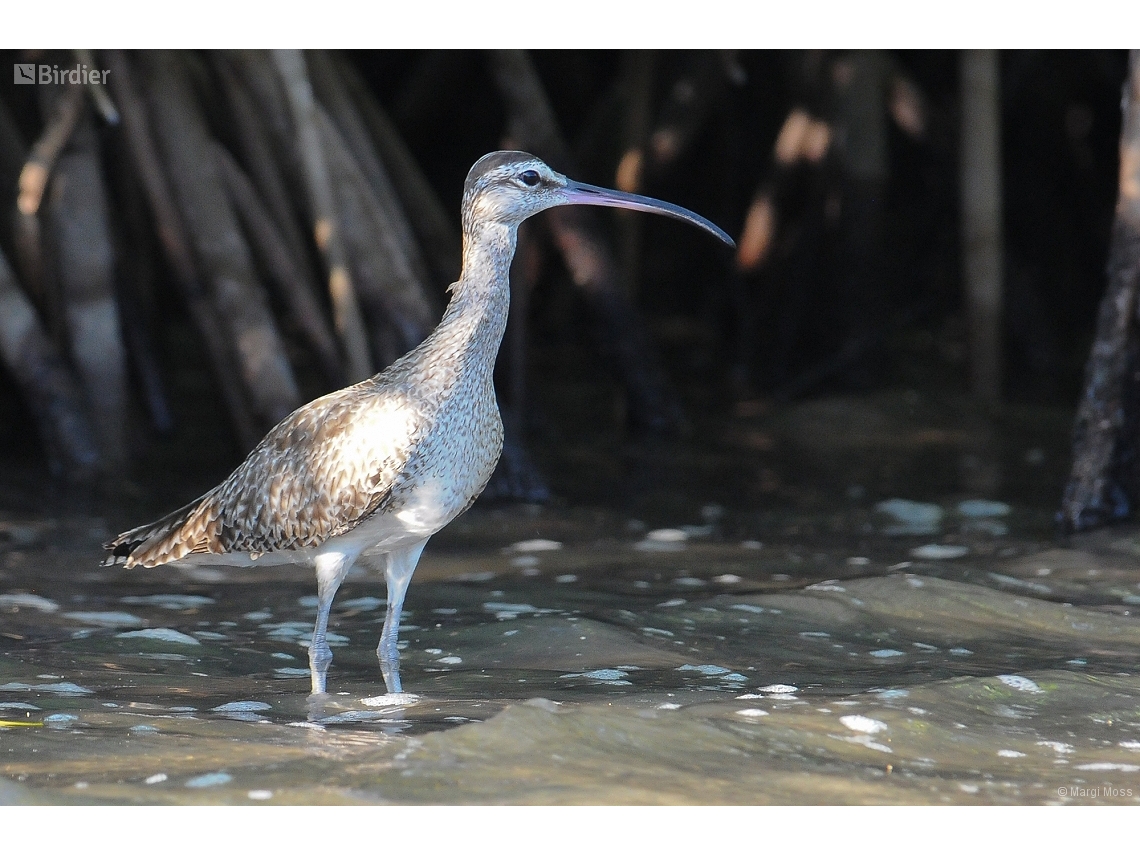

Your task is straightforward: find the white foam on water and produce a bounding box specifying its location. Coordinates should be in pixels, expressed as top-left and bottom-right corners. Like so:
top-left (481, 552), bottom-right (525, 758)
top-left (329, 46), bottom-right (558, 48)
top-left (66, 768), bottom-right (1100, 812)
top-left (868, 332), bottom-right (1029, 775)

top-left (212, 701), bottom-right (272, 712)
top-left (677, 664), bottom-right (731, 676)
top-left (437, 656), bottom-right (462, 665)
top-left (340, 597), bottom-right (385, 611)
top-left (1119, 741), bottom-right (1140, 750)
top-left (0, 702), bottom-right (39, 710)
top-left (317, 711), bottom-right (390, 724)
top-left (658, 598), bottom-right (687, 607)
top-left (193, 631), bottom-right (228, 640)
top-left (646, 528), bottom-right (688, 543)
top-left (909, 544), bottom-right (969, 560)
top-left (247, 790), bottom-right (273, 800)
top-left (998, 749), bottom-right (1026, 758)
top-left (1037, 741), bottom-right (1074, 754)
top-left (875, 499), bottom-right (939, 526)
top-left (0, 593), bottom-right (59, 612)
top-left (361, 693), bottom-right (418, 707)
top-left (869, 649), bottom-right (906, 658)
top-left (2, 682), bottom-right (93, 696)
top-left (145, 773), bottom-right (167, 785)
top-left (43, 713), bottom-right (79, 727)
top-left (875, 499), bottom-right (943, 531)
top-left (523, 698), bottom-right (561, 712)
top-left (635, 528), bottom-right (688, 552)
top-left (998, 675), bottom-right (1042, 693)
top-left (64, 611), bottom-right (144, 628)
top-left (988, 573), bottom-right (1051, 594)
top-left (833, 733), bottom-right (892, 753)
top-left (730, 604), bottom-right (767, 614)
top-left (116, 628), bottom-right (201, 645)
top-left (642, 627), bottom-right (674, 636)
top-left (736, 708), bottom-right (769, 718)
top-left (1076, 763), bottom-right (1140, 772)
top-left (840, 715), bottom-right (887, 734)
top-left (714, 574), bottom-right (742, 584)
top-left (673, 577), bottom-right (706, 587)
top-left (949, 647), bottom-right (973, 656)
top-left (957, 499), bottom-right (1011, 518)
top-left (130, 725), bottom-right (159, 735)
top-left (185, 772), bottom-right (232, 788)
top-left (273, 668), bottom-right (310, 678)
top-left (563, 669), bottom-right (628, 682)
top-left (508, 539), bottom-right (562, 552)
top-left (482, 602), bottom-right (551, 619)
top-left (244, 611), bottom-right (273, 621)
top-left (555, 574), bottom-right (578, 584)
top-left (759, 684), bottom-right (798, 694)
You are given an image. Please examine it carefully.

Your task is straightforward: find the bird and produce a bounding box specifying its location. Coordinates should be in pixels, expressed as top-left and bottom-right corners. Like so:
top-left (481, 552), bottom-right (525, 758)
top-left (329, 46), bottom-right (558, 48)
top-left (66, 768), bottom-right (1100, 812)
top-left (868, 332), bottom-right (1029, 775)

top-left (105, 150), bottom-right (735, 699)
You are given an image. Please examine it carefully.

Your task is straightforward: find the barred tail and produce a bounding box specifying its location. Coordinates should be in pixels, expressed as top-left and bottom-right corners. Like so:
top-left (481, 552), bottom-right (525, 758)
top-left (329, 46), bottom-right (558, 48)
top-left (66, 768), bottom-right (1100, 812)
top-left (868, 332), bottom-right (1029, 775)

top-left (103, 495), bottom-right (209, 568)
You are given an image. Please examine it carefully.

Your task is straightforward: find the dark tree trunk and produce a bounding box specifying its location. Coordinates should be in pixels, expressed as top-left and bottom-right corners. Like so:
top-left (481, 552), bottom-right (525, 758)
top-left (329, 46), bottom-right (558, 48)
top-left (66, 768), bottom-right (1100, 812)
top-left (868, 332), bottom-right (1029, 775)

top-left (48, 110), bottom-right (130, 469)
top-left (0, 247), bottom-right (100, 481)
top-left (271, 49), bottom-right (374, 384)
top-left (103, 49), bottom-right (261, 449)
top-left (1060, 50), bottom-right (1140, 533)
top-left (335, 56), bottom-right (462, 288)
top-left (213, 141), bottom-right (343, 387)
top-left (489, 49), bottom-right (688, 435)
top-left (959, 49), bottom-right (1005, 403)
top-left (140, 50), bottom-right (302, 428)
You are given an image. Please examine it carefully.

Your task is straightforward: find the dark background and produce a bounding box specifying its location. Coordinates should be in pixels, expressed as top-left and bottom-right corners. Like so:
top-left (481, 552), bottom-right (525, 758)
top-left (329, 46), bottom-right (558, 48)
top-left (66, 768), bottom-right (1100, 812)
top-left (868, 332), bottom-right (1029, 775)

top-left (0, 50), bottom-right (1130, 517)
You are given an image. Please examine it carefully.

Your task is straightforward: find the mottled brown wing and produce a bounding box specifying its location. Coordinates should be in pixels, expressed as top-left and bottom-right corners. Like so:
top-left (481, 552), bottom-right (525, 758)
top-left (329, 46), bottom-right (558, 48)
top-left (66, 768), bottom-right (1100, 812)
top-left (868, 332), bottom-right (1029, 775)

top-left (109, 383), bottom-right (427, 568)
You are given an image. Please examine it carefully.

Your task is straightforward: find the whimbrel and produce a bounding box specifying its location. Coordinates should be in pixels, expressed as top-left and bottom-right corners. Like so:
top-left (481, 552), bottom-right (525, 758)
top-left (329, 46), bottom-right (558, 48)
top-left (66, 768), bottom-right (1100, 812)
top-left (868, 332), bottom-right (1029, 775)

top-left (105, 151), bottom-right (734, 698)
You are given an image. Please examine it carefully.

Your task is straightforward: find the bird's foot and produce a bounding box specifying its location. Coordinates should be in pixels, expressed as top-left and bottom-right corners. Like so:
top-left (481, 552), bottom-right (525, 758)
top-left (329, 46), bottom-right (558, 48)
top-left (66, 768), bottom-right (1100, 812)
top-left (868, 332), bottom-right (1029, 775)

top-left (377, 641), bottom-right (402, 694)
top-left (306, 692), bottom-right (335, 722)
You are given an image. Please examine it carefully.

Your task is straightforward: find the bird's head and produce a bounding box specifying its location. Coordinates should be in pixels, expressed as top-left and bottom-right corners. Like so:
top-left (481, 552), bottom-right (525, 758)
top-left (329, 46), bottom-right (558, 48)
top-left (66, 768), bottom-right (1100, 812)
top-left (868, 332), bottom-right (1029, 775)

top-left (461, 150), bottom-right (735, 247)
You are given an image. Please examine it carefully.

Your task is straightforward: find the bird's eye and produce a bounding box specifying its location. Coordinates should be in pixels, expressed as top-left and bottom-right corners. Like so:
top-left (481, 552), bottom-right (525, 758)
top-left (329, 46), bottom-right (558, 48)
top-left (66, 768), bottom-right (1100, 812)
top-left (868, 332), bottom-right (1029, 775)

top-left (519, 169), bottom-right (541, 187)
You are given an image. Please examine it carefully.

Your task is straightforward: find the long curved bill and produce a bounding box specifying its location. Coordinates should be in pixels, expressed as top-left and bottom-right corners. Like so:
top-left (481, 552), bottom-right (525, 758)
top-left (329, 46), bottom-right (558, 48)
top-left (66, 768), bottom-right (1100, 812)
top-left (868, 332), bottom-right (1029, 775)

top-left (560, 180), bottom-right (735, 248)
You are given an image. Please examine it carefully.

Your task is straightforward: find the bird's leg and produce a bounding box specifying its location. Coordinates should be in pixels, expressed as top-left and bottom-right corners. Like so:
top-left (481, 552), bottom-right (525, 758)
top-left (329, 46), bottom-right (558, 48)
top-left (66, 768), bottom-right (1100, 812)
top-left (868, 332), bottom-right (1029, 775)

top-left (309, 549), bottom-right (354, 695)
top-left (378, 539), bottom-right (428, 694)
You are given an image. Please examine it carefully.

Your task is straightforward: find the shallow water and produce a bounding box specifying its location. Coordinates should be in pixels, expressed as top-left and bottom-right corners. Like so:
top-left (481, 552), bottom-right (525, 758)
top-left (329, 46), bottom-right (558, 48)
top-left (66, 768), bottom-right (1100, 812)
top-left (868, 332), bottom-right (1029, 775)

top-left (2, 392), bottom-right (1140, 804)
